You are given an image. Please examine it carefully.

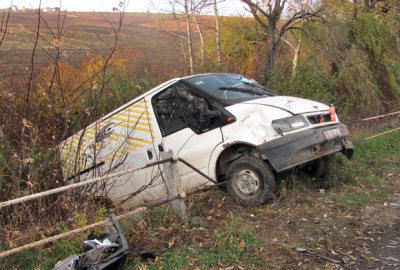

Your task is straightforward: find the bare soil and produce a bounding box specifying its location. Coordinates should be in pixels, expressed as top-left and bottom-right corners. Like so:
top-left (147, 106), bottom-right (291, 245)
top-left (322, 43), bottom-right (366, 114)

top-left (1, 11), bottom-right (209, 85)
top-left (129, 174), bottom-right (400, 269)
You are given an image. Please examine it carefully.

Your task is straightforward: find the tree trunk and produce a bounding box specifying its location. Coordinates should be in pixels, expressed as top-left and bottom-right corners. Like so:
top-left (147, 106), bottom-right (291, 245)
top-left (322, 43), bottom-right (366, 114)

top-left (214, 0), bottom-right (222, 65)
top-left (292, 0), bottom-right (309, 78)
top-left (265, 18), bottom-right (277, 84)
top-left (185, 0), bottom-right (195, 75)
top-left (193, 14), bottom-right (205, 67)
top-left (241, 0), bottom-right (320, 84)
top-left (292, 37), bottom-right (301, 78)
top-left (353, 0), bottom-right (358, 20)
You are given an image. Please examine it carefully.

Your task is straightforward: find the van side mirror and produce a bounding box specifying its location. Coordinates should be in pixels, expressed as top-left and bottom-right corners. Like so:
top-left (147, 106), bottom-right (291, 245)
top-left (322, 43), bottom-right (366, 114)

top-left (194, 98), bottom-right (220, 124)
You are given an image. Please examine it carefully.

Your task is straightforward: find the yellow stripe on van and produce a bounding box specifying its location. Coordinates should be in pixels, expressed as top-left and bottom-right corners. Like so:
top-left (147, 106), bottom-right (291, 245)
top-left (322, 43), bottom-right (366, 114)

top-left (128, 137), bottom-right (153, 145)
top-left (111, 122), bottom-right (152, 131)
top-left (117, 108), bottom-right (148, 116)
top-left (125, 146), bottom-right (140, 152)
top-left (126, 141), bottom-right (145, 148)
top-left (111, 117), bottom-right (152, 124)
top-left (116, 124), bottom-right (150, 133)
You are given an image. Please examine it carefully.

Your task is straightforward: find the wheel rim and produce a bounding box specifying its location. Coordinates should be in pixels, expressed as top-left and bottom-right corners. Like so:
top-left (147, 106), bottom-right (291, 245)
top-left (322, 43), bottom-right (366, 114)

top-left (233, 169), bottom-right (260, 196)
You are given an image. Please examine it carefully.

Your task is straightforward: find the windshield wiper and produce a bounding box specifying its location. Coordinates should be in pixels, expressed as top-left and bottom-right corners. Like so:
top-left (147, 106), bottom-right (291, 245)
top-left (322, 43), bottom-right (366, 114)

top-left (243, 82), bottom-right (275, 96)
top-left (218, 86), bottom-right (273, 96)
top-left (218, 87), bottom-right (247, 91)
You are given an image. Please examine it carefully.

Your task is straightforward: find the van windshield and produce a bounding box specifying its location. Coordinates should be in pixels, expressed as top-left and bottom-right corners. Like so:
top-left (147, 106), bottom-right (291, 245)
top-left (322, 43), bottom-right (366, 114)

top-left (183, 74), bottom-right (275, 104)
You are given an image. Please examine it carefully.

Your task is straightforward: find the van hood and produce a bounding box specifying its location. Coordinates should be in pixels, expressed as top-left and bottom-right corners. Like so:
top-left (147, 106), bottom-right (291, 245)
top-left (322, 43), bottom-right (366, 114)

top-left (242, 96), bottom-right (330, 114)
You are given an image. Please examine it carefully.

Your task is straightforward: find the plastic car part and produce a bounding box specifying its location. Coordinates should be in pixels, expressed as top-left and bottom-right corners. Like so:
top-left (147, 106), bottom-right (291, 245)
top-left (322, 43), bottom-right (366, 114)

top-left (53, 210), bottom-right (131, 270)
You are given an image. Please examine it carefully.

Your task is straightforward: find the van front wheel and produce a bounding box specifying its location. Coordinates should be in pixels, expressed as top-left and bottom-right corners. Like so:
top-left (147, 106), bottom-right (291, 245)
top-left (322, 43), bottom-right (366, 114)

top-left (226, 156), bottom-right (275, 207)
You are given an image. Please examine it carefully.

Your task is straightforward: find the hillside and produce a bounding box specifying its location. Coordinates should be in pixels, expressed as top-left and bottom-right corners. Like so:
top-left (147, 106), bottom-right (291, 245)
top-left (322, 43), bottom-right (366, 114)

top-left (0, 11), bottom-right (201, 86)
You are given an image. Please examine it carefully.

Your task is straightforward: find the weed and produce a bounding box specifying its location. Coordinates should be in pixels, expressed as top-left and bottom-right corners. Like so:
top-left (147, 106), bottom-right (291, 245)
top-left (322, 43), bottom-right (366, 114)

top-left (74, 212), bottom-right (88, 228)
top-left (121, 212), bottom-right (266, 270)
top-left (2, 128), bottom-right (399, 269)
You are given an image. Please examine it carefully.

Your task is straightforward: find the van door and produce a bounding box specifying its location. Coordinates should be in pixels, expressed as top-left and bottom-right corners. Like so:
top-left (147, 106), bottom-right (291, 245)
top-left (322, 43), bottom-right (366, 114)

top-left (151, 82), bottom-right (223, 191)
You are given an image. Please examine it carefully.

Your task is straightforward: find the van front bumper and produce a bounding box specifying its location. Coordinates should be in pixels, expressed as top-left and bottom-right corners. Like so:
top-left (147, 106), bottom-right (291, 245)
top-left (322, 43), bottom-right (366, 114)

top-left (258, 124), bottom-right (354, 172)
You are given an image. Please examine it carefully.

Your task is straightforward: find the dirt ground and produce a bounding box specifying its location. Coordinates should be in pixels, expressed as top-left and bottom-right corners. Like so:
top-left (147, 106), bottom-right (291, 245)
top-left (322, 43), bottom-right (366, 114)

top-left (130, 174), bottom-right (400, 269)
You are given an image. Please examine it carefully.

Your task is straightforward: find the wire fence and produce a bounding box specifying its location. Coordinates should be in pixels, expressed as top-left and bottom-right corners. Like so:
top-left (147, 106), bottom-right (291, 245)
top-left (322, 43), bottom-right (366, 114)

top-left (344, 111), bottom-right (400, 125)
top-left (0, 157), bottom-right (174, 208)
top-left (0, 110), bottom-right (399, 259)
top-left (344, 111), bottom-right (400, 143)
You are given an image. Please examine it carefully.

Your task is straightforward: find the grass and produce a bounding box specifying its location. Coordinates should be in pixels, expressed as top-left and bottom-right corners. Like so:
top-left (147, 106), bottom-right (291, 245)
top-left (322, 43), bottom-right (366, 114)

top-left (122, 213), bottom-right (266, 270)
top-left (1, 126), bottom-right (399, 269)
top-left (327, 125), bottom-right (400, 207)
top-left (2, 237), bottom-right (83, 270)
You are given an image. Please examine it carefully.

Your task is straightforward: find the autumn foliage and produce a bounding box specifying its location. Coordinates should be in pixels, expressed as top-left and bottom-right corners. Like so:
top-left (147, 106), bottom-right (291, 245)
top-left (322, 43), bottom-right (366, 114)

top-left (0, 1), bottom-right (399, 259)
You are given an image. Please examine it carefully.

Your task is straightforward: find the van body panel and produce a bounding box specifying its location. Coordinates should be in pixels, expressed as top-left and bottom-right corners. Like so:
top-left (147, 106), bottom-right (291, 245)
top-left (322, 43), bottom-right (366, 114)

top-left (222, 104), bottom-right (287, 146)
top-left (242, 96), bottom-right (330, 114)
top-left (59, 98), bottom-right (157, 181)
top-left (59, 98), bottom-right (168, 207)
top-left (159, 127), bottom-right (223, 189)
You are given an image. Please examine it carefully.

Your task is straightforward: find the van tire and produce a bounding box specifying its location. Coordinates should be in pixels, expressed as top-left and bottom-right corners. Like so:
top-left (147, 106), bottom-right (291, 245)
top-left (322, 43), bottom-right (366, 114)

top-left (304, 156), bottom-right (329, 179)
top-left (226, 156), bottom-right (275, 207)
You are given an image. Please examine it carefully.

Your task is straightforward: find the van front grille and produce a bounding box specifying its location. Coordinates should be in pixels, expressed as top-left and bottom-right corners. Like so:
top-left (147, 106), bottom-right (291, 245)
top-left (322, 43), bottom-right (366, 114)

top-left (307, 114), bottom-right (332, 124)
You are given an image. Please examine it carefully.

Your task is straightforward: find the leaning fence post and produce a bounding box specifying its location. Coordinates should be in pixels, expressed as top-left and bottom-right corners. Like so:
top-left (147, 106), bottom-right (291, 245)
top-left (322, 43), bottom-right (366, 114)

top-left (160, 150), bottom-right (188, 223)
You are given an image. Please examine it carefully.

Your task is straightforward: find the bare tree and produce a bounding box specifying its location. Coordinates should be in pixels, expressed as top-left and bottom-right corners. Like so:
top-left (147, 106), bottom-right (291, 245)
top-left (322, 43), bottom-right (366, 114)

top-left (0, 0), bottom-right (130, 244)
top-left (241, 0), bottom-right (320, 84)
top-left (91, 1), bottom-right (128, 120)
top-left (0, 2), bottom-right (12, 48)
top-left (185, 0), bottom-right (196, 74)
top-left (214, 0), bottom-right (222, 65)
top-left (192, 14), bottom-right (206, 67)
top-left (288, 0), bottom-right (309, 77)
top-left (155, 0), bottom-right (213, 75)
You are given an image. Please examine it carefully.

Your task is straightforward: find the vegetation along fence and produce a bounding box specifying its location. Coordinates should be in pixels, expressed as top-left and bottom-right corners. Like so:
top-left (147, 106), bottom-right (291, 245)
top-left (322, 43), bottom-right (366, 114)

top-left (0, 111), bottom-right (399, 259)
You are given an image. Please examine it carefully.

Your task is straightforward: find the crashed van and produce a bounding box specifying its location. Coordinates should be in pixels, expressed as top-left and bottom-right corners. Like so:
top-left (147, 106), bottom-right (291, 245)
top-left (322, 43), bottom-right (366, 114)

top-left (59, 73), bottom-right (353, 207)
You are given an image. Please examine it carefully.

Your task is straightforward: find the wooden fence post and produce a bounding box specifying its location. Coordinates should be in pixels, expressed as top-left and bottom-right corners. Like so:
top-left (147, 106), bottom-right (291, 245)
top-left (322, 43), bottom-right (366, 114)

top-left (160, 150), bottom-right (188, 223)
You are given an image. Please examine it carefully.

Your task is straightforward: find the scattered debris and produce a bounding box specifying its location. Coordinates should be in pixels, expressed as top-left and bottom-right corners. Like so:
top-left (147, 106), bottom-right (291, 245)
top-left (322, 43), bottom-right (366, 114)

top-left (294, 247), bottom-right (341, 264)
top-left (53, 210), bottom-right (132, 270)
top-left (139, 250), bottom-right (156, 262)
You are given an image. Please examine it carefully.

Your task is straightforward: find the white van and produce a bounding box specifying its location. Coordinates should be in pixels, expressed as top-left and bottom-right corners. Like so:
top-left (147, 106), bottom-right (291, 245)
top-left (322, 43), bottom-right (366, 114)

top-left (59, 73), bottom-right (353, 208)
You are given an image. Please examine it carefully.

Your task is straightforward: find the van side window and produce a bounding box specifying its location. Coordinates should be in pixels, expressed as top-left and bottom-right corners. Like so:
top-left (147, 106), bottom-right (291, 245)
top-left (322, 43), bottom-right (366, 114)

top-left (152, 84), bottom-right (202, 136)
top-left (175, 84), bottom-right (203, 130)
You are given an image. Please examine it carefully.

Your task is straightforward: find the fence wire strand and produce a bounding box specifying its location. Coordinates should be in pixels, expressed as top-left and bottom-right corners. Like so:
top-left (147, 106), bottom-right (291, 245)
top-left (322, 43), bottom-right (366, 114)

top-left (354, 126), bottom-right (400, 143)
top-left (344, 111), bottom-right (400, 124)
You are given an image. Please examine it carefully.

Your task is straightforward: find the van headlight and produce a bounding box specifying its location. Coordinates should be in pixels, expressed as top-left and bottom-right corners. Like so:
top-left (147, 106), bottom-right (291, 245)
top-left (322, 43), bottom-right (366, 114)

top-left (272, 115), bottom-right (309, 133)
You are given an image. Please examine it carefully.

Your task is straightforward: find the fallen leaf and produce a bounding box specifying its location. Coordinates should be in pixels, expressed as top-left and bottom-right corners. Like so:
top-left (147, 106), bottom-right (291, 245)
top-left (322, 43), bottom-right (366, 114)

top-left (190, 258), bottom-right (199, 266)
top-left (216, 262), bottom-right (227, 268)
top-left (26, 181), bottom-right (34, 188)
top-left (158, 226), bottom-right (171, 232)
top-left (137, 220), bottom-right (148, 231)
top-left (168, 237), bottom-right (175, 249)
top-left (22, 119), bottom-right (33, 128)
top-left (238, 240), bottom-right (246, 249)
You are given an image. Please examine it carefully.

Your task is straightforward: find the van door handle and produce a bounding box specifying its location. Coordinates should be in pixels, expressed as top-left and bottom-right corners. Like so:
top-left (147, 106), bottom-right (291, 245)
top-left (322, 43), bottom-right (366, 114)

top-left (147, 149), bottom-right (154, 160)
